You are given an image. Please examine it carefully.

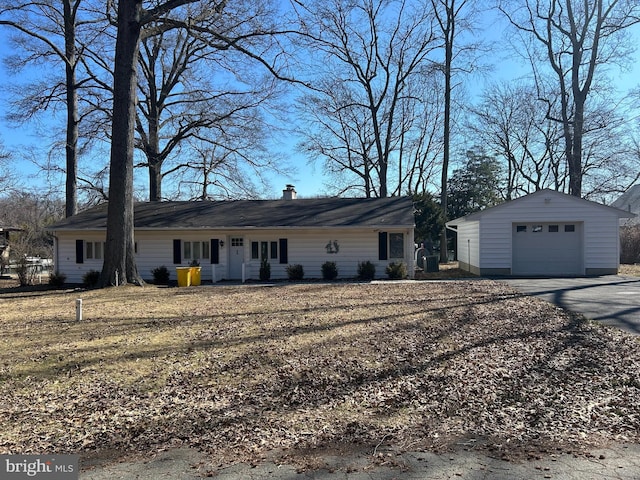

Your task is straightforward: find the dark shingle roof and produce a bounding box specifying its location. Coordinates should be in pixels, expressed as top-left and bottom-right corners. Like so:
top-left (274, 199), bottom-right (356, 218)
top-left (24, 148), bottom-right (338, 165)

top-left (48, 197), bottom-right (415, 230)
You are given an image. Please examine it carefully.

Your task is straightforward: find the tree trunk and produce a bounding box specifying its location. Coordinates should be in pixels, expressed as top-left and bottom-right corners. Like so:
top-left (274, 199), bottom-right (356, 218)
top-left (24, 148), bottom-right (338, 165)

top-left (64, 0), bottom-right (78, 217)
top-left (149, 158), bottom-right (162, 201)
top-left (439, 3), bottom-right (454, 264)
top-left (569, 92), bottom-right (587, 197)
top-left (100, 0), bottom-right (144, 287)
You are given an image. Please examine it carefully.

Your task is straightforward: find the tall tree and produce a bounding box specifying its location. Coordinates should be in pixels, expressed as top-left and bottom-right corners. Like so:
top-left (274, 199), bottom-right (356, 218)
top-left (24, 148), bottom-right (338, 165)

top-left (136, 5), bottom-right (284, 201)
top-left (429, 0), bottom-right (480, 262)
top-left (295, 0), bottom-right (438, 197)
top-left (101, 0), bottom-right (205, 287)
top-left (0, 0), bottom-right (105, 217)
top-left (399, 74), bottom-right (445, 195)
top-left (468, 81), bottom-right (566, 198)
top-left (498, 0), bottom-right (640, 197)
top-left (102, 0), bottom-right (292, 286)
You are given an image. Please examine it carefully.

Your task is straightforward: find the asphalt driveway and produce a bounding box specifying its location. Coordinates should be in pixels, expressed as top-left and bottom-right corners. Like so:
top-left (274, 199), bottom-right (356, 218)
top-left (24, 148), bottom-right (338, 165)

top-left (500, 275), bottom-right (640, 334)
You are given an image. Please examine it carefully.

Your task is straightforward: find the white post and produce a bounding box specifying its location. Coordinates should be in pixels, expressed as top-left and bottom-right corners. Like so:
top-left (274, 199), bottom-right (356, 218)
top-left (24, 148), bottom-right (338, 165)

top-left (211, 264), bottom-right (216, 283)
top-left (76, 299), bottom-right (83, 321)
top-left (115, 269), bottom-right (119, 287)
top-left (242, 263), bottom-right (246, 283)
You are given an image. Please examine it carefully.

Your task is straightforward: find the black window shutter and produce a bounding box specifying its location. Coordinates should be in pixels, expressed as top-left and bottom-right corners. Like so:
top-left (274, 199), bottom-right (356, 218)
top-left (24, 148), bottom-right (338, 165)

top-left (75, 240), bottom-right (84, 264)
top-left (378, 232), bottom-right (388, 260)
top-left (173, 239), bottom-right (181, 264)
top-left (211, 239), bottom-right (220, 264)
top-left (279, 238), bottom-right (288, 264)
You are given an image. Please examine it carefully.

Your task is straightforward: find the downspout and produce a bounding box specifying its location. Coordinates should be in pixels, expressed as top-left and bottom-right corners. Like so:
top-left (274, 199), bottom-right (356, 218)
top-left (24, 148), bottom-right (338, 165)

top-left (408, 227), bottom-right (415, 279)
top-left (445, 223), bottom-right (458, 264)
top-left (52, 233), bottom-right (59, 274)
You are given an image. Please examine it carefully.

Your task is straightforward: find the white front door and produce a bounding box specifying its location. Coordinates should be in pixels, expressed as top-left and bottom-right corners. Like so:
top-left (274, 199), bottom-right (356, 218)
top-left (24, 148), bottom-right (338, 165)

top-left (229, 237), bottom-right (245, 279)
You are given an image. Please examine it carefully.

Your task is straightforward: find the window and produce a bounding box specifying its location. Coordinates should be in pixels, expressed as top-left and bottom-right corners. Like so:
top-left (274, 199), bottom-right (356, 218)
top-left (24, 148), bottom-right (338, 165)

top-left (516, 225), bottom-right (527, 232)
top-left (379, 232), bottom-right (405, 260)
top-left (183, 241), bottom-right (210, 261)
top-left (389, 233), bottom-right (404, 258)
top-left (86, 241), bottom-right (104, 260)
top-left (252, 241), bottom-right (280, 260)
top-left (565, 224), bottom-right (575, 232)
top-left (549, 225), bottom-right (559, 232)
top-left (532, 225), bottom-right (543, 233)
top-left (232, 238), bottom-right (243, 247)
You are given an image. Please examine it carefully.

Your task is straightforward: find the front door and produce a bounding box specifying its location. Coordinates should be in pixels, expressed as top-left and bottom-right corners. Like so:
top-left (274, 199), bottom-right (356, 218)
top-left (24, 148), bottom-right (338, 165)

top-left (229, 237), bottom-right (245, 279)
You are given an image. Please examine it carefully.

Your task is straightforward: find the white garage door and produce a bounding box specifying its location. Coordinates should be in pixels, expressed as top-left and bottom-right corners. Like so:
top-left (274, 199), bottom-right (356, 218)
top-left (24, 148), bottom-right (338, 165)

top-left (512, 222), bottom-right (583, 276)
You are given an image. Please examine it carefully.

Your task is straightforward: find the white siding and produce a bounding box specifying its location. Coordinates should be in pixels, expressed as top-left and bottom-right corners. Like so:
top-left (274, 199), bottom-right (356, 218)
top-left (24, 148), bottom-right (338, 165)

top-left (454, 221), bottom-right (480, 274)
top-left (137, 231), bottom-right (230, 282)
top-left (475, 192), bottom-right (624, 274)
top-left (55, 232), bottom-right (105, 283)
top-left (52, 226), bottom-right (415, 283)
top-left (244, 229), bottom-right (413, 280)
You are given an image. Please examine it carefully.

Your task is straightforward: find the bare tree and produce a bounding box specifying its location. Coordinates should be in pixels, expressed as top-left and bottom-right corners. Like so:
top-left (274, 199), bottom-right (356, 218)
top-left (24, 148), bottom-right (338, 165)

top-left (101, 0), bottom-right (207, 287)
top-left (298, 80), bottom-right (378, 197)
top-left (429, 0), bottom-right (483, 262)
top-left (295, 0), bottom-right (438, 198)
top-left (468, 81), bottom-right (566, 198)
top-left (102, 0), bottom-right (296, 286)
top-left (498, 0), bottom-right (640, 197)
top-left (176, 136), bottom-right (274, 200)
top-left (135, 21), bottom-right (283, 201)
top-left (399, 72), bottom-right (445, 195)
top-left (0, 143), bottom-right (17, 194)
top-left (0, 0), bottom-right (108, 217)
top-left (0, 190), bottom-right (65, 260)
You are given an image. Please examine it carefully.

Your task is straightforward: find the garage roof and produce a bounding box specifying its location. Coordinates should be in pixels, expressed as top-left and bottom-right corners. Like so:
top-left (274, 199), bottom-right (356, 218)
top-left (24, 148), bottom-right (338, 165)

top-left (447, 189), bottom-right (634, 227)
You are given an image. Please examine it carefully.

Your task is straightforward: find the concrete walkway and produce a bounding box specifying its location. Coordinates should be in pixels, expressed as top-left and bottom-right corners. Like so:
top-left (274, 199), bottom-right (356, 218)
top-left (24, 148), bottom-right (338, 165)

top-left (80, 444), bottom-right (640, 479)
top-left (501, 275), bottom-right (640, 334)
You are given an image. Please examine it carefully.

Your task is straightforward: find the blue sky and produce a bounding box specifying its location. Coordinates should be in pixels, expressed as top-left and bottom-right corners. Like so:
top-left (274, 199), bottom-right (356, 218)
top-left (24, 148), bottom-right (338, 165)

top-left (1, 6), bottom-right (639, 200)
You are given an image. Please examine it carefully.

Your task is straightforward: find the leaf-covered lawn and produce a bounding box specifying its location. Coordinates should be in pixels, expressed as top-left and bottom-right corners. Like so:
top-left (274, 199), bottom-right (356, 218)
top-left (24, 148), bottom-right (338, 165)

top-left (1, 281), bottom-right (639, 467)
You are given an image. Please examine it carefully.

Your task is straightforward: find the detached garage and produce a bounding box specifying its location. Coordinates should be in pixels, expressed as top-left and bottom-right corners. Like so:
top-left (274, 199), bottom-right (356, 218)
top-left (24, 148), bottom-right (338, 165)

top-left (446, 189), bottom-right (635, 277)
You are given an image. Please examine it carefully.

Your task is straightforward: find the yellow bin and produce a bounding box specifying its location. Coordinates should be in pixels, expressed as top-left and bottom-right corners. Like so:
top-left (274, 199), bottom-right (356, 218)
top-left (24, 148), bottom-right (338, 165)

top-left (190, 267), bottom-right (202, 286)
top-left (176, 267), bottom-right (191, 287)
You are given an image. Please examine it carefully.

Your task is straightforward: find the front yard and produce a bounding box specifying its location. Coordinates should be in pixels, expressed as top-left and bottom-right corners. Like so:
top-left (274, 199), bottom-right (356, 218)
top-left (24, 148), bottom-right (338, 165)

top-left (1, 280), bottom-right (639, 467)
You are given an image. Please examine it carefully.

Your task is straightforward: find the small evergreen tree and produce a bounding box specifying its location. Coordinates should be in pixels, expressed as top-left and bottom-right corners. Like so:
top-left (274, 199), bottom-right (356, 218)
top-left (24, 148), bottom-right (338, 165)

top-left (259, 257), bottom-right (271, 281)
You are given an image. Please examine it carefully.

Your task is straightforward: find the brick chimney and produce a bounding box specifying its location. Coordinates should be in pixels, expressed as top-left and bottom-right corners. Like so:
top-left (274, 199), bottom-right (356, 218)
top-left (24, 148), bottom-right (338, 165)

top-left (282, 184), bottom-right (297, 200)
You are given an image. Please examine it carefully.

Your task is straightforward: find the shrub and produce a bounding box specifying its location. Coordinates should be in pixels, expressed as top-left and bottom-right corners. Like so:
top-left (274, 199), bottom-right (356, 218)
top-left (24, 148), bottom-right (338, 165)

top-left (48, 272), bottom-right (67, 287)
top-left (386, 261), bottom-right (408, 279)
top-left (321, 261), bottom-right (338, 280)
top-left (620, 225), bottom-right (640, 264)
top-left (259, 257), bottom-right (271, 281)
top-left (357, 260), bottom-right (376, 280)
top-left (151, 265), bottom-right (170, 285)
top-left (82, 269), bottom-right (101, 288)
top-left (286, 264), bottom-right (304, 281)
top-left (16, 256), bottom-right (37, 286)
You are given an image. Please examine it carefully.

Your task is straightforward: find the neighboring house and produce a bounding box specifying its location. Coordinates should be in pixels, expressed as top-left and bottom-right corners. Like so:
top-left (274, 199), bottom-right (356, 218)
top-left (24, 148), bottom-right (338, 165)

top-left (47, 187), bottom-right (416, 283)
top-left (0, 227), bottom-right (22, 274)
top-left (446, 189), bottom-right (634, 276)
top-left (611, 184), bottom-right (640, 226)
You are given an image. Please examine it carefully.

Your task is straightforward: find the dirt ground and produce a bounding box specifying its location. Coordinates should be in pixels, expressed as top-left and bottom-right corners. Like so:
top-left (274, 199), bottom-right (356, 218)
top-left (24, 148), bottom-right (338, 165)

top-left (2, 274), bottom-right (640, 474)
